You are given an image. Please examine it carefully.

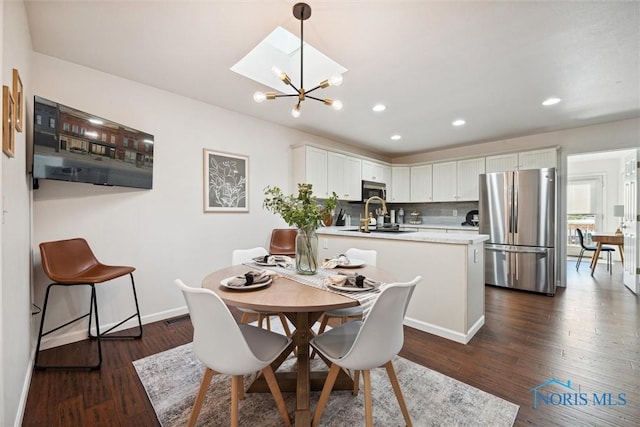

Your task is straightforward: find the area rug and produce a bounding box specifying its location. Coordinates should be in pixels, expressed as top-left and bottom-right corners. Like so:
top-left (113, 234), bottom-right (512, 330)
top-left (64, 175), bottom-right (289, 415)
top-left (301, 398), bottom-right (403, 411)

top-left (133, 343), bottom-right (519, 426)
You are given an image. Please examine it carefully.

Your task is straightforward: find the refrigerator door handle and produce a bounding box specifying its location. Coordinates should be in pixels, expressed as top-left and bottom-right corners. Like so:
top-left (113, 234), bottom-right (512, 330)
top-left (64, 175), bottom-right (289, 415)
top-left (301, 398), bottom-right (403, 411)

top-left (513, 172), bottom-right (518, 234)
top-left (485, 244), bottom-right (550, 254)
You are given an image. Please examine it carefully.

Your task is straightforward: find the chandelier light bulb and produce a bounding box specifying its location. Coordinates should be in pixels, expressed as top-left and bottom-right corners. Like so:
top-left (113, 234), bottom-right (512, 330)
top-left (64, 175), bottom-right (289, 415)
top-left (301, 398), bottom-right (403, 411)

top-left (253, 91), bottom-right (267, 103)
top-left (331, 100), bottom-right (343, 111)
top-left (328, 74), bottom-right (343, 86)
top-left (271, 66), bottom-right (283, 77)
top-left (291, 104), bottom-right (301, 118)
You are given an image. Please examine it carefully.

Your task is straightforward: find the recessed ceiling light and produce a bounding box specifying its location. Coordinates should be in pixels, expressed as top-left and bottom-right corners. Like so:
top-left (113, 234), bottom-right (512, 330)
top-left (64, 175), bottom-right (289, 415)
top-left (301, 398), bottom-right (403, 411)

top-left (372, 104), bottom-right (386, 112)
top-left (452, 119), bottom-right (466, 127)
top-left (391, 134), bottom-right (401, 141)
top-left (542, 97), bottom-right (561, 106)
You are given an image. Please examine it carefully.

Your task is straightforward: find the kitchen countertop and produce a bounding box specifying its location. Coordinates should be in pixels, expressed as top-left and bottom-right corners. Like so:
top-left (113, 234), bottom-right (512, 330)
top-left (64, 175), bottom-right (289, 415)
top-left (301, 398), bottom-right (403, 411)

top-left (405, 223), bottom-right (479, 231)
top-left (317, 226), bottom-right (488, 245)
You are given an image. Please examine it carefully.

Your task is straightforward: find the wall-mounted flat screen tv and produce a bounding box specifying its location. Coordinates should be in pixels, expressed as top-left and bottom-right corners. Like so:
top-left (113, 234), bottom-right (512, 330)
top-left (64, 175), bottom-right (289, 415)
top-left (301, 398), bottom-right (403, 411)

top-left (32, 96), bottom-right (154, 189)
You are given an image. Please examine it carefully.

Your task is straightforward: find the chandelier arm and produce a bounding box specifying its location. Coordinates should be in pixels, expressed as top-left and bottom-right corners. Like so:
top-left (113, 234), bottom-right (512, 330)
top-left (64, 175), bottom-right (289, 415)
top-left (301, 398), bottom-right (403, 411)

top-left (274, 94), bottom-right (300, 98)
top-left (305, 84), bottom-right (324, 95)
top-left (306, 95), bottom-right (327, 103)
top-left (287, 81), bottom-right (302, 94)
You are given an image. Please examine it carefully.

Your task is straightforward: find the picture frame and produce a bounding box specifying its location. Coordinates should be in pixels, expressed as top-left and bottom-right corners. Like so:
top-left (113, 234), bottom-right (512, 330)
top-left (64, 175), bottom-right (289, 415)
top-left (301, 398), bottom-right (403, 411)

top-left (2, 85), bottom-right (15, 158)
top-left (203, 148), bottom-right (249, 212)
top-left (12, 69), bottom-right (24, 132)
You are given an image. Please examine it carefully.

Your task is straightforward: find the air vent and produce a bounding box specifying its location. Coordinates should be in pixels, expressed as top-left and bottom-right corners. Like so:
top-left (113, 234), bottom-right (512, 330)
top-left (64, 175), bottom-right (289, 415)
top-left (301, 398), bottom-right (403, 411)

top-left (164, 314), bottom-right (190, 326)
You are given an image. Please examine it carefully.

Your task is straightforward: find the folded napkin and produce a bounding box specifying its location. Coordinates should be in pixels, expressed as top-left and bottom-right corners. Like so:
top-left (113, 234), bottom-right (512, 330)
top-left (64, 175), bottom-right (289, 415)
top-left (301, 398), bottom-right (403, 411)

top-left (225, 270), bottom-right (273, 287)
top-left (325, 271), bottom-right (378, 289)
top-left (322, 254), bottom-right (351, 269)
top-left (252, 255), bottom-right (293, 268)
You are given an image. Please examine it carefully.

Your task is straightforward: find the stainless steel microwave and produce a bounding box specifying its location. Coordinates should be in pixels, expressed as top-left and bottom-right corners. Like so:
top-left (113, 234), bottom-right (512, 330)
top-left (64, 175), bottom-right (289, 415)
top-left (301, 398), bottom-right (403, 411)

top-left (362, 180), bottom-right (386, 201)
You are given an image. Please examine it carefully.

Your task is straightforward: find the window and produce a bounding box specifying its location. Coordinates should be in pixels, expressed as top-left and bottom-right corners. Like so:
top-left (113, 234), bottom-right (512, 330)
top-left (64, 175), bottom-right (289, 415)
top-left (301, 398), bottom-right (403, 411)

top-left (133, 140), bottom-right (139, 150)
top-left (49, 118), bottom-right (56, 128)
top-left (36, 115), bottom-right (42, 126)
top-left (72, 124), bottom-right (79, 134)
top-left (123, 137), bottom-right (128, 147)
top-left (101, 133), bottom-right (107, 142)
top-left (111, 135), bottom-right (116, 144)
top-left (567, 176), bottom-right (603, 250)
top-left (63, 122), bottom-right (70, 132)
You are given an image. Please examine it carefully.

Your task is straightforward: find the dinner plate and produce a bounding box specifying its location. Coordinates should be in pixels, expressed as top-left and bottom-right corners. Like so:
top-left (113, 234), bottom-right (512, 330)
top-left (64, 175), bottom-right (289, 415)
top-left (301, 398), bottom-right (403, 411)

top-left (327, 258), bottom-right (366, 268)
top-left (253, 260), bottom-right (277, 266)
top-left (327, 282), bottom-right (374, 292)
top-left (220, 276), bottom-right (272, 290)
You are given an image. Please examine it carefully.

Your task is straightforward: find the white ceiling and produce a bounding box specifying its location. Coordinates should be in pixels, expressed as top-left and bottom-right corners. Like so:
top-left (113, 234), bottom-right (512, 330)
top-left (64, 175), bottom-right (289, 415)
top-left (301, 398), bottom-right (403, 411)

top-left (24, 0), bottom-right (640, 157)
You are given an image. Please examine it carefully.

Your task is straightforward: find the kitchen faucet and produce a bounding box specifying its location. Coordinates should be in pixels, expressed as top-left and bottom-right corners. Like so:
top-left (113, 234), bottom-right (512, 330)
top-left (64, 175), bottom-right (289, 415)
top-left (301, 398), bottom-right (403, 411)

top-left (360, 196), bottom-right (388, 233)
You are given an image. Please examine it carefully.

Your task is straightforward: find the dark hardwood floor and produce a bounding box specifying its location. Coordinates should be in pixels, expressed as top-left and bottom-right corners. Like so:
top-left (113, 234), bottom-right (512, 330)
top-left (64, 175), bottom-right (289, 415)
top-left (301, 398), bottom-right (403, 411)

top-left (23, 260), bottom-right (639, 426)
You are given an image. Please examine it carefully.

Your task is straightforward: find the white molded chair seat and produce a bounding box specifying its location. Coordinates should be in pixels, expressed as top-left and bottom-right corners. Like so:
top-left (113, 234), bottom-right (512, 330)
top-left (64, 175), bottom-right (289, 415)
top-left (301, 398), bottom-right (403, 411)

top-left (175, 279), bottom-right (292, 427)
top-left (310, 276), bottom-right (421, 427)
top-left (232, 247), bottom-right (291, 336)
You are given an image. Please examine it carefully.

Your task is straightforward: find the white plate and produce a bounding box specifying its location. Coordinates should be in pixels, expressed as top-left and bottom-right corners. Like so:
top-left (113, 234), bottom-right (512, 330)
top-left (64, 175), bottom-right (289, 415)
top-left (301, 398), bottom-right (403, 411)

top-left (253, 261), bottom-right (277, 266)
top-left (327, 282), bottom-right (374, 292)
top-left (220, 276), bottom-right (272, 290)
top-left (326, 258), bottom-right (366, 268)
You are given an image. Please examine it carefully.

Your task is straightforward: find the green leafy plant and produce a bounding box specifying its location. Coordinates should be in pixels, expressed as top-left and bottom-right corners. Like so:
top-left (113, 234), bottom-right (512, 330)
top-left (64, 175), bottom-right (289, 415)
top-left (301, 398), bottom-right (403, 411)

top-left (263, 183), bottom-right (338, 231)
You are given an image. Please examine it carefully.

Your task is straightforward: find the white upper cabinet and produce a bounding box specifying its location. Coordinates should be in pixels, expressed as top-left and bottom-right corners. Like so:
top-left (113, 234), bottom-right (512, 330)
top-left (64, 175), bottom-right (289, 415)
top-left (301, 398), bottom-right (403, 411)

top-left (410, 164), bottom-right (433, 202)
top-left (328, 152), bottom-right (362, 201)
top-left (432, 158), bottom-right (485, 201)
top-left (432, 162), bottom-right (458, 201)
top-left (292, 146), bottom-right (328, 197)
top-left (362, 160), bottom-right (386, 183)
top-left (456, 157), bottom-right (486, 200)
top-left (517, 148), bottom-right (557, 170)
top-left (484, 153), bottom-right (518, 173)
top-left (390, 166), bottom-right (411, 202)
top-left (486, 148), bottom-right (557, 172)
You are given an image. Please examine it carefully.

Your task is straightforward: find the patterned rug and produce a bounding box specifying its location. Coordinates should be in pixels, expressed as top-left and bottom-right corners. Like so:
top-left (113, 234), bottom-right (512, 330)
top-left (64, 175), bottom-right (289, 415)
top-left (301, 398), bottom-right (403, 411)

top-left (133, 343), bottom-right (518, 426)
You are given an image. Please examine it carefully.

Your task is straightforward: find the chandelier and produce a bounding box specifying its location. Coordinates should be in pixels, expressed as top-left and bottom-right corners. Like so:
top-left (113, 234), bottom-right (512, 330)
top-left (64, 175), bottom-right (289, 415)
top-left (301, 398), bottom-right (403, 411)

top-left (253, 2), bottom-right (343, 118)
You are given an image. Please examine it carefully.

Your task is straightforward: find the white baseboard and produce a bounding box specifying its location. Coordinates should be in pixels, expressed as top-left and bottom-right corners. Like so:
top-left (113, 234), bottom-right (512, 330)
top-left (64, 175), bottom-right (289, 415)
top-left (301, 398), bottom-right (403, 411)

top-left (39, 306), bottom-right (189, 350)
top-left (403, 315), bottom-right (485, 345)
top-left (15, 355), bottom-right (34, 427)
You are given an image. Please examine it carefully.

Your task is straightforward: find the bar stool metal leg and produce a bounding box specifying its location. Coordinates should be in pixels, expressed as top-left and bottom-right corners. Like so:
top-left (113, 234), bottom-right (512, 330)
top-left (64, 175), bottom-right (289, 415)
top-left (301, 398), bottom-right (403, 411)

top-left (34, 283), bottom-right (102, 370)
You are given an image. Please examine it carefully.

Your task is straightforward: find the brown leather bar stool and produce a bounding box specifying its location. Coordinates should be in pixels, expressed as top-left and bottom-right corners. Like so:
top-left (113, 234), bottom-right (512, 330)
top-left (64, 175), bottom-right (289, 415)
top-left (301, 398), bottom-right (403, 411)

top-left (268, 228), bottom-right (297, 256)
top-left (35, 238), bottom-right (143, 370)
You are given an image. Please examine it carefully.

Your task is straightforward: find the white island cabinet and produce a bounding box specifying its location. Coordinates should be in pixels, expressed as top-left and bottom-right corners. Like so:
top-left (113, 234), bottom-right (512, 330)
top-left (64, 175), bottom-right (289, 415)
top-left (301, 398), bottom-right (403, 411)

top-left (317, 227), bottom-right (488, 344)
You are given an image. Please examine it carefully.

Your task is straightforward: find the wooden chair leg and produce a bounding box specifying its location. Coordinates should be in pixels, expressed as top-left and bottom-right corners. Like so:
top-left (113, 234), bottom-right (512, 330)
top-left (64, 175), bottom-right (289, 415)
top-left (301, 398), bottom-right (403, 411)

top-left (258, 314), bottom-right (265, 329)
top-left (266, 315), bottom-right (272, 331)
top-left (240, 312), bottom-right (251, 324)
top-left (188, 368), bottom-right (215, 427)
top-left (363, 369), bottom-right (373, 427)
top-left (353, 370), bottom-right (360, 395)
top-left (312, 363), bottom-right (341, 427)
top-left (262, 365), bottom-right (291, 426)
top-left (231, 375), bottom-right (242, 427)
top-left (278, 313), bottom-right (291, 337)
top-left (384, 361), bottom-right (413, 427)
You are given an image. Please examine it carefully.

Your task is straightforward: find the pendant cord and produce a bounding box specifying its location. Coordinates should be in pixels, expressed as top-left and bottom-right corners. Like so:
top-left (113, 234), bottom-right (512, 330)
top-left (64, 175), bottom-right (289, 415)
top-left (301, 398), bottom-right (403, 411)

top-left (300, 4), bottom-right (305, 90)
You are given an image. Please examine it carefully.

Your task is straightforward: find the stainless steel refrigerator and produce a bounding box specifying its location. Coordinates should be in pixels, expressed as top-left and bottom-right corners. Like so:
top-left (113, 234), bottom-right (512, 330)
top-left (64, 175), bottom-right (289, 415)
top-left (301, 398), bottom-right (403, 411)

top-left (479, 168), bottom-right (556, 295)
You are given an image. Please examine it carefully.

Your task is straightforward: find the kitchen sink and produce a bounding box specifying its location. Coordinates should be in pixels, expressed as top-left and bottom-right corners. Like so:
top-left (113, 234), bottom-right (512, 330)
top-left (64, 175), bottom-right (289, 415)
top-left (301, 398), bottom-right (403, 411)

top-left (339, 228), bottom-right (416, 234)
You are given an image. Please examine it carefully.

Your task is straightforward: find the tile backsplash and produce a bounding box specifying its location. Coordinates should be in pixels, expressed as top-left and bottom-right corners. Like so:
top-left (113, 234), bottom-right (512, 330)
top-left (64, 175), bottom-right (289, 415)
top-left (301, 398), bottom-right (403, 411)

top-left (334, 200), bottom-right (479, 226)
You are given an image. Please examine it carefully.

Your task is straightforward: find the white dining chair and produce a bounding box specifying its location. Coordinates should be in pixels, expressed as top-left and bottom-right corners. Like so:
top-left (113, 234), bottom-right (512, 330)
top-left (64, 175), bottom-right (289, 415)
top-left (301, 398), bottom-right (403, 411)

top-left (231, 247), bottom-right (291, 336)
top-left (310, 275), bottom-right (421, 427)
top-left (174, 279), bottom-right (292, 427)
top-left (315, 248), bottom-right (377, 333)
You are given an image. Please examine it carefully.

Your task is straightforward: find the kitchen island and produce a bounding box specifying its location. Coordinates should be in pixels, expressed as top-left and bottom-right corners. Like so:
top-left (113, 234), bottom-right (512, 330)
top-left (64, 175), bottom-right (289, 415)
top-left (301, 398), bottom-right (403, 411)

top-left (317, 226), bottom-right (489, 344)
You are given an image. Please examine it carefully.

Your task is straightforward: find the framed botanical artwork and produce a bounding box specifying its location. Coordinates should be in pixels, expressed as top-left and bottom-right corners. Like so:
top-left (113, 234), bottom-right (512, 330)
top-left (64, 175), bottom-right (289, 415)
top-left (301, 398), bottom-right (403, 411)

top-left (12, 69), bottom-right (24, 132)
top-left (203, 148), bottom-right (249, 212)
top-left (2, 85), bottom-right (15, 158)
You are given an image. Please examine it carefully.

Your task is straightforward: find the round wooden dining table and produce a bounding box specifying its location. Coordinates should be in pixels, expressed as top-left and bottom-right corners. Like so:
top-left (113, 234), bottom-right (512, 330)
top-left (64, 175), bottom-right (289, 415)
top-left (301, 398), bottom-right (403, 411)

top-left (202, 264), bottom-right (393, 427)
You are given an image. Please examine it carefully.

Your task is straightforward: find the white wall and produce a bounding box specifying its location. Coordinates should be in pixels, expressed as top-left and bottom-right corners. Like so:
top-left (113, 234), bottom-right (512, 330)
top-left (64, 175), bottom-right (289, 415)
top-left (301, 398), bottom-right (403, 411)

top-left (2, 1), bottom-right (33, 426)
